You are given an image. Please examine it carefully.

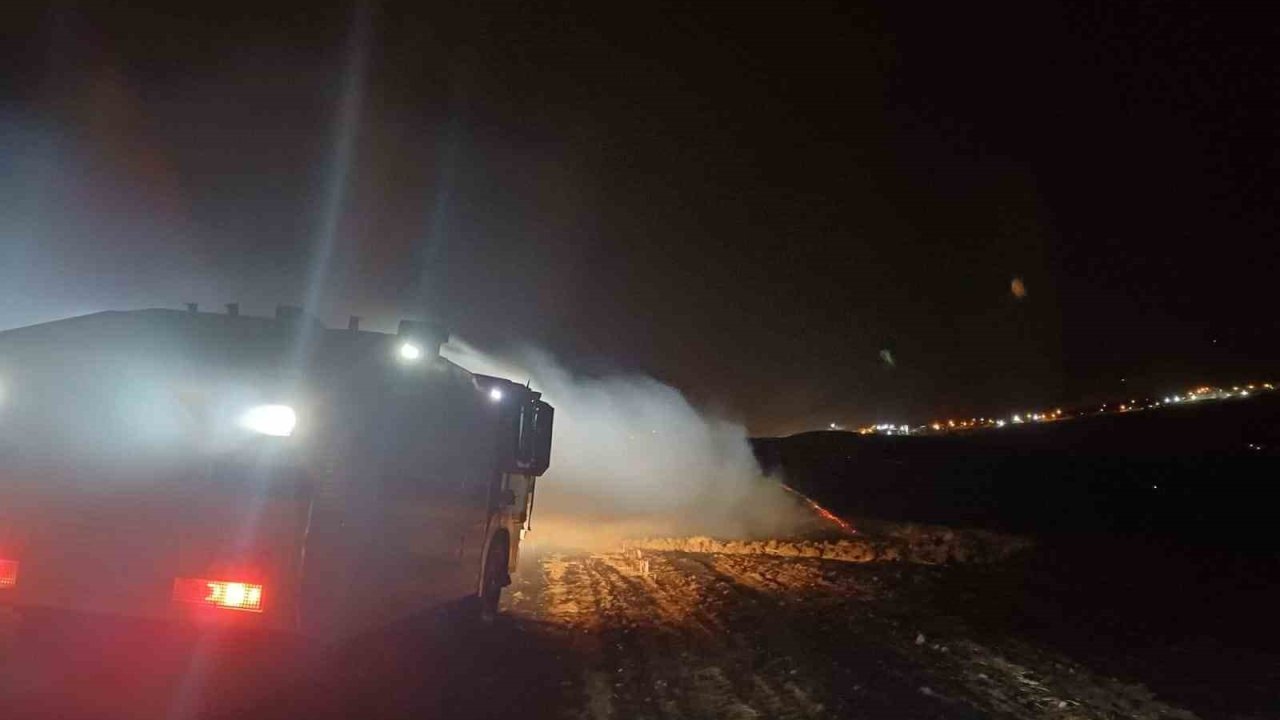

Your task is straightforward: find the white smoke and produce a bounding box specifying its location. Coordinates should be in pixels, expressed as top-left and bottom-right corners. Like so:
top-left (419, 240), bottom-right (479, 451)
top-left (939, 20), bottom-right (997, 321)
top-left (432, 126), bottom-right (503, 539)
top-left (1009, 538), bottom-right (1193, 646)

top-left (441, 340), bottom-right (814, 550)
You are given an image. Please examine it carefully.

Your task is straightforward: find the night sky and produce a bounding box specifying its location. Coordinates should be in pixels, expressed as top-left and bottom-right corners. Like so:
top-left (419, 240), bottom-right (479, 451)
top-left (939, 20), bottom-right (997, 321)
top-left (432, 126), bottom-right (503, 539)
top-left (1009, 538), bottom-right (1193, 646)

top-left (3, 2), bottom-right (1277, 434)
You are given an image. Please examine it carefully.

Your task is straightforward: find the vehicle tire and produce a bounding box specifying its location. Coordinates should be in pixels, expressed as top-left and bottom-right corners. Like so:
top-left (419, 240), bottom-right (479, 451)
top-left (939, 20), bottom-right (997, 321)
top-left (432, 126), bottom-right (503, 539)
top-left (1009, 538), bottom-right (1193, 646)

top-left (479, 537), bottom-right (508, 623)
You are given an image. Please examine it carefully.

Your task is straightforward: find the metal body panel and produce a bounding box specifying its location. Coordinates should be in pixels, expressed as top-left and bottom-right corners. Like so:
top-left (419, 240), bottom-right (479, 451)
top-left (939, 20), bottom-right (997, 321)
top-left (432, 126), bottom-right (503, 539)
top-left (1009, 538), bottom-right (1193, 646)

top-left (0, 308), bottom-right (551, 637)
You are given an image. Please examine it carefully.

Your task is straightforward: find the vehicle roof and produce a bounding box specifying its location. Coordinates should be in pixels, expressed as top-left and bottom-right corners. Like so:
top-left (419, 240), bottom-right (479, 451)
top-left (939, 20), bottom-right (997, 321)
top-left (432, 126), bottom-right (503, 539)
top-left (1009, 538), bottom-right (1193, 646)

top-left (0, 307), bottom-right (473, 381)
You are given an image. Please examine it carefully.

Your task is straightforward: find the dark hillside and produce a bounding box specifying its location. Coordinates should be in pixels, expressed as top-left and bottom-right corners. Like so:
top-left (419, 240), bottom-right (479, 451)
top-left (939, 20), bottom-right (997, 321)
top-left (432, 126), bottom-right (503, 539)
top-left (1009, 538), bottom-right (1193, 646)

top-left (753, 394), bottom-right (1280, 550)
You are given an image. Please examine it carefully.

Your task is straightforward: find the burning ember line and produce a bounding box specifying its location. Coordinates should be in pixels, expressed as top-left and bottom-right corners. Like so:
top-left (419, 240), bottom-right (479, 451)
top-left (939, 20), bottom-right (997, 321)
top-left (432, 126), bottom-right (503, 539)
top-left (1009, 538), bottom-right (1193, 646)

top-left (781, 484), bottom-right (857, 534)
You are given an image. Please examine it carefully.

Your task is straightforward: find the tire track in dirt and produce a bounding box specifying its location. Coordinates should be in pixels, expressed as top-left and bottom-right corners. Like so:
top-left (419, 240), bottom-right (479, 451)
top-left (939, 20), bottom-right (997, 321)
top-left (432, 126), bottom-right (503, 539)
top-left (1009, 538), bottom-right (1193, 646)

top-left (527, 551), bottom-right (927, 719)
top-left (700, 552), bottom-right (1202, 720)
top-left (520, 549), bottom-right (1203, 720)
top-left (568, 554), bottom-right (765, 719)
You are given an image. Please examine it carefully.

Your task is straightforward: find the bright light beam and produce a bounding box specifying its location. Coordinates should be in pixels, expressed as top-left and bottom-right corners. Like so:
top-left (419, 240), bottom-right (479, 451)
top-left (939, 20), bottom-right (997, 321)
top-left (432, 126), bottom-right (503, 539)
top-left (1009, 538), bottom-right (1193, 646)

top-left (174, 10), bottom-right (369, 720)
top-left (297, 3), bottom-right (370, 342)
top-left (239, 404), bottom-right (297, 437)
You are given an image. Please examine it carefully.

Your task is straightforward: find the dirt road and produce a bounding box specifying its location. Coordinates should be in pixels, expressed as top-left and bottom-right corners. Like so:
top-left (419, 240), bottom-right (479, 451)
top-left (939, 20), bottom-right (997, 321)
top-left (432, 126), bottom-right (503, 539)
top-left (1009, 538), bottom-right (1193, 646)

top-left (506, 546), bottom-right (1200, 720)
top-left (0, 533), bottom-right (1249, 719)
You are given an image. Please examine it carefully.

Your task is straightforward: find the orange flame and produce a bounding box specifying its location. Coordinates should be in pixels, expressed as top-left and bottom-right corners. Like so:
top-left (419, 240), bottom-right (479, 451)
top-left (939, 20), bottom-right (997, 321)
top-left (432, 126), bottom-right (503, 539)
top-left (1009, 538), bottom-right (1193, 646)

top-left (782, 484), bottom-right (857, 534)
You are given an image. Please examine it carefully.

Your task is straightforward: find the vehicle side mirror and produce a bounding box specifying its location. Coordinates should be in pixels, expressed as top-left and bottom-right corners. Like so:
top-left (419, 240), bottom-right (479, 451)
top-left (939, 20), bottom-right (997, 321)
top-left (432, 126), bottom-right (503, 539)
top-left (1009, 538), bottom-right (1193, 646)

top-left (501, 399), bottom-right (553, 476)
top-left (525, 400), bottom-right (553, 476)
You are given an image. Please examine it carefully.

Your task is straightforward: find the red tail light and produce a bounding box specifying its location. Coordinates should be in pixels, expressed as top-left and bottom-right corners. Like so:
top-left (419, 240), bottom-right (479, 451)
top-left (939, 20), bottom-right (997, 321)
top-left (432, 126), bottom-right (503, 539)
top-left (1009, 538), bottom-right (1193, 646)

top-left (0, 559), bottom-right (17, 589)
top-left (172, 577), bottom-right (264, 613)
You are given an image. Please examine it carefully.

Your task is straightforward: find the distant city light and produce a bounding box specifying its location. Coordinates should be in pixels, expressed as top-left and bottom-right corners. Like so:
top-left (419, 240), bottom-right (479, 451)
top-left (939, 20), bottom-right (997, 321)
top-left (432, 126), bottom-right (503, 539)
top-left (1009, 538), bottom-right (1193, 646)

top-left (851, 378), bottom-right (1269, 437)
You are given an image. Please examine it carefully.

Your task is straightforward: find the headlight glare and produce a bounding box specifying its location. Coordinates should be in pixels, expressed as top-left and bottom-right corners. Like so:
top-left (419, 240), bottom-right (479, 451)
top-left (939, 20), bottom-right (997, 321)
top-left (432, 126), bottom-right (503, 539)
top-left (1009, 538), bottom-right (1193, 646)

top-left (239, 404), bottom-right (297, 437)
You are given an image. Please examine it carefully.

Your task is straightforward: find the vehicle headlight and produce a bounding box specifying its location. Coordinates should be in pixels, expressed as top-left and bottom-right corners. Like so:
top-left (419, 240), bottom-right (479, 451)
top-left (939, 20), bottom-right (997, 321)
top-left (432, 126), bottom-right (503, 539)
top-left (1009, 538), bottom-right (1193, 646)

top-left (239, 404), bottom-right (297, 437)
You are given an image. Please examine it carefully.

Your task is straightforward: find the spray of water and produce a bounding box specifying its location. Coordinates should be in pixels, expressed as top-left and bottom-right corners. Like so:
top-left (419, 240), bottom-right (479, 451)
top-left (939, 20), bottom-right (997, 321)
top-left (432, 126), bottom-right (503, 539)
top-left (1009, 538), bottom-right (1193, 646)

top-left (441, 340), bottom-right (816, 550)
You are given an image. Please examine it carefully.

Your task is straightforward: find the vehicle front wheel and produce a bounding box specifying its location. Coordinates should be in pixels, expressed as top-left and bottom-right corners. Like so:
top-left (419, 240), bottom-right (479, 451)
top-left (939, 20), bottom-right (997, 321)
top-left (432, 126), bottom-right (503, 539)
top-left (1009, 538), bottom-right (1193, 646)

top-left (479, 538), bottom-right (509, 623)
